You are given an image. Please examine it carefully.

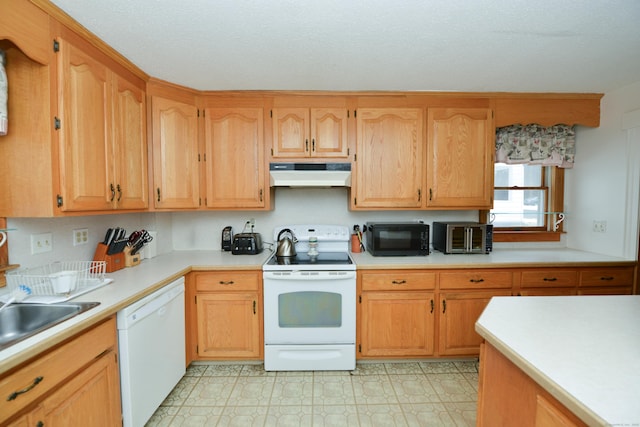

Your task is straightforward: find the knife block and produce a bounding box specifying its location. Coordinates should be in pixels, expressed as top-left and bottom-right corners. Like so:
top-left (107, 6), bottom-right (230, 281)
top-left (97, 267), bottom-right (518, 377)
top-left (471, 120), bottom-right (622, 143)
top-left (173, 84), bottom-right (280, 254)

top-left (124, 246), bottom-right (141, 267)
top-left (93, 243), bottom-right (125, 273)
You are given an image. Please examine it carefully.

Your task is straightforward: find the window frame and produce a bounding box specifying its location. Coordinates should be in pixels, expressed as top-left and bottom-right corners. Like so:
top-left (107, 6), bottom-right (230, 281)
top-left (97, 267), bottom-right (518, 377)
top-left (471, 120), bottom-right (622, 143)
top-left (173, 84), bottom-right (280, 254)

top-left (480, 166), bottom-right (564, 242)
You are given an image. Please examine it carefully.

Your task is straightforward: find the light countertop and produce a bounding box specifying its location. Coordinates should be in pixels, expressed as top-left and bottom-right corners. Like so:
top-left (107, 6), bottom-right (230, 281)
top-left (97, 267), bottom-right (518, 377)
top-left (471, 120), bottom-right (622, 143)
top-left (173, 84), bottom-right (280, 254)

top-left (476, 295), bottom-right (640, 426)
top-left (0, 248), bottom-right (633, 375)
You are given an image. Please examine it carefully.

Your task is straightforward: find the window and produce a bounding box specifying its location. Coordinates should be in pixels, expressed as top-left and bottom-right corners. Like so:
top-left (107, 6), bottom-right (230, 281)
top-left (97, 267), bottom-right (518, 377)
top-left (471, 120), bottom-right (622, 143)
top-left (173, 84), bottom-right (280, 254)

top-left (482, 164), bottom-right (564, 242)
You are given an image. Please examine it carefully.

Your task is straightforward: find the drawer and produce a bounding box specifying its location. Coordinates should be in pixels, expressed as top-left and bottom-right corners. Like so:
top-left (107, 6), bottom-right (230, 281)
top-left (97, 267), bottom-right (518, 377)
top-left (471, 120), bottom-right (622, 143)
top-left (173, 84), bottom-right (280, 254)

top-left (194, 271), bottom-right (260, 292)
top-left (520, 270), bottom-right (578, 288)
top-left (439, 270), bottom-right (513, 290)
top-left (579, 267), bottom-right (634, 287)
top-left (0, 317), bottom-right (116, 424)
top-left (361, 271), bottom-right (436, 291)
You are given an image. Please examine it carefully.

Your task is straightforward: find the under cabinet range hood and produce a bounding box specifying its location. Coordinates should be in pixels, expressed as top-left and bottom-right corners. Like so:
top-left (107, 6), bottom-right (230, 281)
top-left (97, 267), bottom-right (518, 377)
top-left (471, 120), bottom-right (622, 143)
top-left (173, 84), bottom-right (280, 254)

top-left (269, 163), bottom-right (351, 187)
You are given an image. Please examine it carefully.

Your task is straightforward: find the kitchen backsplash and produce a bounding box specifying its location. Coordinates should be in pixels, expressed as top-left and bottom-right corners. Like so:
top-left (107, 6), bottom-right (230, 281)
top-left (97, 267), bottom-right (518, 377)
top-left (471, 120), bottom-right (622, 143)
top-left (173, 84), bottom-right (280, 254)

top-left (7, 187), bottom-right (566, 268)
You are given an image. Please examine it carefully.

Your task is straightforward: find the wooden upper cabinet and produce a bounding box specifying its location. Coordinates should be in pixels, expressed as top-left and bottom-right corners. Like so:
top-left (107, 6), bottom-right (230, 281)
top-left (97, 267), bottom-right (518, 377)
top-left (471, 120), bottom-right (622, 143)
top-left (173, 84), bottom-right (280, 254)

top-left (204, 108), bottom-right (265, 208)
top-left (494, 95), bottom-right (602, 128)
top-left (112, 75), bottom-right (147, 210)
top-left (354, 108), bottom-right (424, 208)
top-left (426, 108), bottom-right (494, 209)
top-left (151, 96), bottom-right (200, 209)
top-left (56, 37), bottom-right (148, 212)
top-left (57, 38), bottom-right (113, 211)
top-left (272, 108), bottom-right (348, 158)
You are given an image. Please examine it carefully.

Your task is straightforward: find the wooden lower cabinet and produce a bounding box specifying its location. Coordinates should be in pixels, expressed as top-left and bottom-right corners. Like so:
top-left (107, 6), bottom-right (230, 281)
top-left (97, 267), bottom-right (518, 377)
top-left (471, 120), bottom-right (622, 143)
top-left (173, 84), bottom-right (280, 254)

top-left (438, 291), bottom-right (510, 356)
top-left (359, 291), bottom-right (436, 357)
top-left (189, 271), bottom-right (262, 360)
top-left (1, 317), bottom-right (121, 426)
top-left (478, 342), bottom-right (586, 426)
top-left (358, 270), bottom-right (436, 358)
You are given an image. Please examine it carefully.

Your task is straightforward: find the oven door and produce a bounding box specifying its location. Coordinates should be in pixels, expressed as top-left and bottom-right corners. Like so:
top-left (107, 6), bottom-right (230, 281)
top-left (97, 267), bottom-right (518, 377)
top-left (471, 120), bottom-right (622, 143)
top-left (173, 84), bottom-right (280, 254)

top-left (263, 271), bottom-right (356, 345)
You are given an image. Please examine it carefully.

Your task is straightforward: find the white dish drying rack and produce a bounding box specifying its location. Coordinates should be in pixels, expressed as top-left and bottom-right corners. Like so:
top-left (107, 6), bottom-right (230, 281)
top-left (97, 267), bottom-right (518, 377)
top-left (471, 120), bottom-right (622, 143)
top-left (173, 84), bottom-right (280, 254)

top-left (3, 261), bottom-right (113, 304)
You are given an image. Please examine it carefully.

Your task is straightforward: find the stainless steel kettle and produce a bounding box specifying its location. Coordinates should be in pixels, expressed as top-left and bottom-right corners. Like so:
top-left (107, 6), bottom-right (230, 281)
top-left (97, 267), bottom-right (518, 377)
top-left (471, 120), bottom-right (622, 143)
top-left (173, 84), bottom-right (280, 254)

top-left (276, 228), bottom-right (297, 257)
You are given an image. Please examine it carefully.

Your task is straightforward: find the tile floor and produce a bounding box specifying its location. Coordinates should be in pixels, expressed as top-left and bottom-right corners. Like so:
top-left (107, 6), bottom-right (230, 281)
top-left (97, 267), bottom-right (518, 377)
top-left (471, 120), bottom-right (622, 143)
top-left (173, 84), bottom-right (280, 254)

top-left (146, 360), bottom-right (478, 426)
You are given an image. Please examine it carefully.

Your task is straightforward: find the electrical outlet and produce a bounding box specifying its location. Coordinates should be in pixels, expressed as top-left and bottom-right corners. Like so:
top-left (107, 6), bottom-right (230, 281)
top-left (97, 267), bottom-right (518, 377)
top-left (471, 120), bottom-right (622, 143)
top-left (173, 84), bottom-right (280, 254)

top-left (31, 232), bottom-right (53, 254)
top-left (248, 218), bottom-right (255, 226)
top-left (73, 228), bottom-right (89, 246)
top-left (593, 220), bottom-right (607, 233)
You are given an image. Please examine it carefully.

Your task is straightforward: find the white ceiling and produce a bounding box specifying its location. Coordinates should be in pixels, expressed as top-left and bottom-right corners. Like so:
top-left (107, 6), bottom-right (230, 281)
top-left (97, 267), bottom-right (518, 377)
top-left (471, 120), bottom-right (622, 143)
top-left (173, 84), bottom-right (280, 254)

top-left (50, 0), bottom-right (640, 93)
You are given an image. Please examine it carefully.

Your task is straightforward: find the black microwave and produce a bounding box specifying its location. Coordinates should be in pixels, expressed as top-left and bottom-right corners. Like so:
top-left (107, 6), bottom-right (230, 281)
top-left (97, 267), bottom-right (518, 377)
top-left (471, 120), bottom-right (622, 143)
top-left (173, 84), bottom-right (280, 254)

top-left (365, 222), bottom-right (429, 256)
top-left (432, 221), bottom-right (493, 254)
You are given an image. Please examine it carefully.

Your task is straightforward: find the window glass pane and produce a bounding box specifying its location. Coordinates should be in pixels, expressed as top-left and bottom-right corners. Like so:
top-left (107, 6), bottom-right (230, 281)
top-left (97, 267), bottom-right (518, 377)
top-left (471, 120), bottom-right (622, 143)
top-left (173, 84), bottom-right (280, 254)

top-left (494, 164), bottom-right (542, 187)
top-left (492, 189), bottom-right (546, 227)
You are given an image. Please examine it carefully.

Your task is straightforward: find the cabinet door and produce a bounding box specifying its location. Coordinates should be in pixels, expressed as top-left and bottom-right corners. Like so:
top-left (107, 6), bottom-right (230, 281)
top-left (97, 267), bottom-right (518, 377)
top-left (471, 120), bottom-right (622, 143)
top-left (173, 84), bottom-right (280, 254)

top-left (204, 108), bottom-right (265, 208)
top-left (39, 351), bottom-right (121, 426)
top-left (57, 39), bottom-right (113, 211)
top-left (360, 291), bottom-right (435, 357)
top-left (196, 293), bottom-right (261, 359)
top-left (354, 108), bottom-right (424, 208)
top-left (152, 96), bottom-right (200, 208)
top-left (427, 108), bottom-right (493, 208)
top-left (272, 108), bottom-right (309, 157)
top-left (311, 108), bottom-right (349, 158)
top-left (439, 291), bottom-right (510, 356)
top-left (113, 75), bottom-right (147, 209)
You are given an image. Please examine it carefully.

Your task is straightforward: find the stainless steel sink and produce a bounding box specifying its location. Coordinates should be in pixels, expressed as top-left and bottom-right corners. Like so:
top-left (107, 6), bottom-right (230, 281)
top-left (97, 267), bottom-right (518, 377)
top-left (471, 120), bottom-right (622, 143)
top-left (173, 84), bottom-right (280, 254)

top-left (0, 302), bottom-right (100, 350)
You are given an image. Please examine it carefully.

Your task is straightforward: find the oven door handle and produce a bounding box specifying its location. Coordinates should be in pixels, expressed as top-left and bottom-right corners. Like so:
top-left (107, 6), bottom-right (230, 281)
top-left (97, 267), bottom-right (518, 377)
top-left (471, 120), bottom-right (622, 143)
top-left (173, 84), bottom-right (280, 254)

top-left (263, 271), bottom-right (356, 281)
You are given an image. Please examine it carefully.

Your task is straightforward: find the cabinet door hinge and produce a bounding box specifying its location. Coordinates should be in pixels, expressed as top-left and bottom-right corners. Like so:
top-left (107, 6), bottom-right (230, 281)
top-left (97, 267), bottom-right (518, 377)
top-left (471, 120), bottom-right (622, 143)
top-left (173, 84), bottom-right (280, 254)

top-left (358, 295), bottom-right (361, 303)
top-left (195, 295), bottom-right (197, 304)
top-left (56, 194), bottom-right (63, 207)
top-left (354, 197), bottom-right (357, 205)
top-left (53, 39), bottom-right (60, 52)
top-left (54, 117), bottom-right (61, 130)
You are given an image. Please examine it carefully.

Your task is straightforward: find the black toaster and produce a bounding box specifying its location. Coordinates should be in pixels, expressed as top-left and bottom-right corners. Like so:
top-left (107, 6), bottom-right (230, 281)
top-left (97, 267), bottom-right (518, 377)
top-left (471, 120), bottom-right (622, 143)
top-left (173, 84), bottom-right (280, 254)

top-left (231, 233), bottom-right (264, 255)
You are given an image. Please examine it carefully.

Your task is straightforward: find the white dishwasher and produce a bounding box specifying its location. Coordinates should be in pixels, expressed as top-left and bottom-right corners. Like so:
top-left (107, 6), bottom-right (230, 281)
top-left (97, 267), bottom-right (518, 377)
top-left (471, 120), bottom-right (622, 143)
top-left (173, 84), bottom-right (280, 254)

top-left (117, 276), bottom-right (185, 427)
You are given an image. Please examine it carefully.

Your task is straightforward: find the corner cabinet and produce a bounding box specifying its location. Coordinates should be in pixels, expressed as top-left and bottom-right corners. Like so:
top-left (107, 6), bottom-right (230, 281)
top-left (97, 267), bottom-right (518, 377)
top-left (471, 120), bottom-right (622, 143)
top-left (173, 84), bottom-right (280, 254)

top-left (271, 108), bottom-right (349, 159)
top-left (56, 37), bottom-right (147, 212)
top-left (426, 107), bottom-right (494, 209)
top-left (203, 108), bottom-right (266, 208)
top-left (151, 95), bottom-right (200, 209)
top-left (353, 108), bottom-right (424, 209)
top-left (189, 271), bottom-right (262, 360)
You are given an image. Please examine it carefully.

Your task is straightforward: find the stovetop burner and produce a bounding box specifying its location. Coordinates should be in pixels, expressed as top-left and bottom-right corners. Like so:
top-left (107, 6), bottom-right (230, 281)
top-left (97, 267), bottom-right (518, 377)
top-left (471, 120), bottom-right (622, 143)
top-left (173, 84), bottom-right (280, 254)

top-left (266, 252), bottom-right (353, 266)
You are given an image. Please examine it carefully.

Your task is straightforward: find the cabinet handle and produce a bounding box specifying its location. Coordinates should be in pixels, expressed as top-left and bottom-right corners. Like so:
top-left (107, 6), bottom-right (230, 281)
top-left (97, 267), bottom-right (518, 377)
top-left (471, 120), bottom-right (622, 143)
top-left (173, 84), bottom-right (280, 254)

top-left (7, 376), bottom-right (43, 401)
top-left (312, 138), bottom-right (315, 151)
top-left (391, 280), bottom-right (406, 285)
top-left (600, 276), bottom-right (614, 281)
top-left (442, 300), bottom-right (446, 314)
top-left (36, 422), bottom-right (44, 427)
top-left (305, 139), bottom-right (309, 151)
top-left (218, 280), bottom-right (234, 285)
top-left (543, 277), bottom-right (557, 282)
top-left (157, 188), bottom-right (161, 202)
top-left (429, 188), bottom-right (433, 201)
top-left (116, 184), bottom-right (122, 202)
top-left (469, 278), bottom-right (485, 283)
top-left (259, 189), bottom-right (263, 202)
top-left (110, 183), bottom-right (116, 202)
top-left (253, 300), bottom-right (256, 315)
top-left (430, 299), bottom-right (434, 314)
top-left (417, 189), bottom-right (421, 202)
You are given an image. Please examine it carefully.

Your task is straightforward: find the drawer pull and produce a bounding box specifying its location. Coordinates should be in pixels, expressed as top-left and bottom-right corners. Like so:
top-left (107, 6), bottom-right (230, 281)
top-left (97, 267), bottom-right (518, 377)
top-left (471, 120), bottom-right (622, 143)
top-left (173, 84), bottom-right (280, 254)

top-left (543, 277), bottom-right (557, 282)
top-left (469, 278), bottom-right (485, 283)
top-left (7, 376), bottom-right (43, 401)
top-left (391, 280), bottom-right (406, 285)
top-left (219, 280), bottom-right (235, 285)
top-left (600, 276), bottom-right (614, 281)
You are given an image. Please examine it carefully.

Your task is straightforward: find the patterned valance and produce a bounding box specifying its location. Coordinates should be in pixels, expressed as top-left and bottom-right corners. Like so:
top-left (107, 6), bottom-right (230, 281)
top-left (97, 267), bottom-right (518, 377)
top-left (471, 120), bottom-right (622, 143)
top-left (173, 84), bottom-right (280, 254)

top-left (495, 124), bottom-right (576, 168)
